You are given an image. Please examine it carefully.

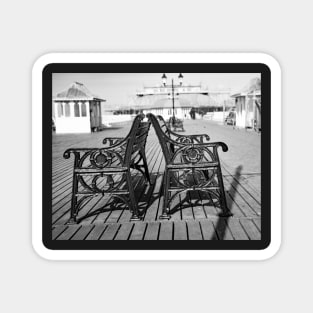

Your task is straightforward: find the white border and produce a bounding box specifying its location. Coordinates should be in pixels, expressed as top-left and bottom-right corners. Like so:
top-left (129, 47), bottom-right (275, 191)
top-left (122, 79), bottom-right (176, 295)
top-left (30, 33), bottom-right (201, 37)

top-left (32, 53), bottom-right (281, 261)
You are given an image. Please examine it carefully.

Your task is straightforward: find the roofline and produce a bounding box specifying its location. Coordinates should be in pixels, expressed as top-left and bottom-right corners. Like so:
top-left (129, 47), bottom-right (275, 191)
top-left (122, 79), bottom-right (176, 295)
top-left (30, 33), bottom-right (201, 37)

top-left (137, 90), bottom-right (215, 95)
top-left (53, 97), bottom-right (106, 102)
top-left (231, 90), bottom-right (261, 98)
top-left (118, 104), bottom-right (232, 110)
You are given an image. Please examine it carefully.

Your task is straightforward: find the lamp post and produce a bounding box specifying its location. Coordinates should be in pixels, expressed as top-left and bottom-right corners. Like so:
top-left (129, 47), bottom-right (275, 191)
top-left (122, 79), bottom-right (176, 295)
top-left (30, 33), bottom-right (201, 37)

top-left (161, 73), bottom-right (184, 121)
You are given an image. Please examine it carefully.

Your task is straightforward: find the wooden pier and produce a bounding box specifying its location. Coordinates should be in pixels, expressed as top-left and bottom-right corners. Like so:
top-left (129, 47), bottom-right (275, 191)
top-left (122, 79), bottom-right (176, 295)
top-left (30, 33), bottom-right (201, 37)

top-left (52, 120), bottom-right (261, 241)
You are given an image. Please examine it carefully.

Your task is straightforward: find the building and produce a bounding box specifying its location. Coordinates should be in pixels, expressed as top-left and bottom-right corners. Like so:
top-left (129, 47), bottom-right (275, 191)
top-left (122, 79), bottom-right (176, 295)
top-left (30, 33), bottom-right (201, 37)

top-left (133, 84), bottom-right (232, 120)
top-left (53, 82), bottom-right (105, 134)
top-left (231, 77), bottom-right (261, 129)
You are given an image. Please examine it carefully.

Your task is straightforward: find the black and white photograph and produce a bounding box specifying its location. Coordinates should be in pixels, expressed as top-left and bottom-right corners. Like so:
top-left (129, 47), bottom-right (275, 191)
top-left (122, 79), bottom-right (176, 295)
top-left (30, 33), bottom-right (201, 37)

top-left (49, 69), bottom-right (265, 246)
top-left (6, 0), bottom-right (313, 310)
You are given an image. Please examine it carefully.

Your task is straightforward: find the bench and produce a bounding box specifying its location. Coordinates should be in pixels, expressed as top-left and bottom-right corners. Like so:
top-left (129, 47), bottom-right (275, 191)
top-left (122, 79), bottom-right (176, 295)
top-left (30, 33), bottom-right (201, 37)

top-left (63, 114), bottom-right (151, 224)
top-left (147, 113), bottom-right (232, 219)
top-left (157, 115), bottom-right (209, 144)
top-left (167, 116), bottom-right (185, 132)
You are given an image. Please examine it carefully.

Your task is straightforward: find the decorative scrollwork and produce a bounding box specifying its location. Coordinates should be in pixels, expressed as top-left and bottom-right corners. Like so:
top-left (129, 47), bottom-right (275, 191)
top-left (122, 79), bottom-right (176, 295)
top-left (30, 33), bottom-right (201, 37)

top-left (182, 146), bottom-right (204, 163)
top-left (90, 150), bottom-right (113, 168)
top-left (147, 113), bottom-right (231, 218)
top-left (102, 137), bottom-right (124, 146)
top-left (78, 173), bottom-right (126, 194)
top-left (91, 174), bottom-right (114, 193)
top-left (75, 148), bottom-right (125, 169)
top-left (64, 114), bottom-right (152, 224)
top-left (176, 136), bottom-right (192, 144)
top-left (171, 144), bottom-right (217, 165)
top-left (171, 169), bottom-right (217, 189)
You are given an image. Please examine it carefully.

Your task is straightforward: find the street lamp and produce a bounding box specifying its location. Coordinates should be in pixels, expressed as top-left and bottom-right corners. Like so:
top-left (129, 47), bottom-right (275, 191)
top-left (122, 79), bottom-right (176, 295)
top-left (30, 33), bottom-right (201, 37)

top-left (161, 73), bottom-right (184, 120)
top-left (178, 73), bottom-right (184, 86)
top-left (162, 73), bottom-right (167, 86)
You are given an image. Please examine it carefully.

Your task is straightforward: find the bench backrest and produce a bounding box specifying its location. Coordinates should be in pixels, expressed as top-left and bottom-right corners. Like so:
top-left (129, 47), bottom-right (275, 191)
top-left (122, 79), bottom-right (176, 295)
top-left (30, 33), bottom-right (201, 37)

top-left (156, 115), bottom-right (171, 137)
top-left (147, 113), bottom-right (174, 164)
top-left (124, 114), bottom-right (151, 165)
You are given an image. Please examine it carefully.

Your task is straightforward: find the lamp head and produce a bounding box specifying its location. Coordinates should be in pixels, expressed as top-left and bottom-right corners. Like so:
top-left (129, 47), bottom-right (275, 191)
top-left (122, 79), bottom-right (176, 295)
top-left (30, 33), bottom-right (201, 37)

top-left (178, 73), bottom-right (184, 85)
top-left (162, 73), bottom-right (167, 86)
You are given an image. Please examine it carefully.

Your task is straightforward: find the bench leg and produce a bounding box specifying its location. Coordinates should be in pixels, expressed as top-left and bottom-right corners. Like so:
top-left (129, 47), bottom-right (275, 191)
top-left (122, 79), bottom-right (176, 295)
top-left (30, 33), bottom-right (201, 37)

top-left (160, 169), bottom-right (171, 219)
top-left (67, 173), bottom-right (79, 224)
top-left (126, 171), bottom-right (141, 221)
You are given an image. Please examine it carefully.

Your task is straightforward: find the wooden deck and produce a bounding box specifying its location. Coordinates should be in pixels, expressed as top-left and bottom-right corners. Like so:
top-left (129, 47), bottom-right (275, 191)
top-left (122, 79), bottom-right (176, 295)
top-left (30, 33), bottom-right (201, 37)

top-left (52, 121), bottom-right (261, 241)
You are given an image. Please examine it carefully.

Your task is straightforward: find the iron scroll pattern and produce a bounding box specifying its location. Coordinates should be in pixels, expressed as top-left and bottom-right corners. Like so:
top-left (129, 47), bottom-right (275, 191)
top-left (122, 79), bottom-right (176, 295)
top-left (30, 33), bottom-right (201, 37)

top-left (166, 143), bottom-right (229, 211)
top-left (148, 113), bottom-right (232, 219)
top-left (63, 114), bottom-right (151, 224)
top-left (63, 142), bottom-right (128, 224)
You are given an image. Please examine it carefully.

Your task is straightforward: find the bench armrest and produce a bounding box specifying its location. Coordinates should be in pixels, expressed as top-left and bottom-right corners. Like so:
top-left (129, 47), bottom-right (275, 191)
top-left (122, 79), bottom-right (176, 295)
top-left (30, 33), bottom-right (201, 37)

top-left (168, 129), bottom-right (210, 143)
top-left (102, 137), bottom-right (125, 146)
top-left (156, 114), bottom-right (210, 143)
top-left (64, 138), bottom-right (128, 168)
top-left (162, 132), bottom-right (228, 164)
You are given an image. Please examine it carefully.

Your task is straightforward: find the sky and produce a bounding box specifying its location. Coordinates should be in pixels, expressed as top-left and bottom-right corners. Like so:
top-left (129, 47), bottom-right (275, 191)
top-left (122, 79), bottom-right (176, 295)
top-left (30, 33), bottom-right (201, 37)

top-left (52, 73), bottom-right (260, 109)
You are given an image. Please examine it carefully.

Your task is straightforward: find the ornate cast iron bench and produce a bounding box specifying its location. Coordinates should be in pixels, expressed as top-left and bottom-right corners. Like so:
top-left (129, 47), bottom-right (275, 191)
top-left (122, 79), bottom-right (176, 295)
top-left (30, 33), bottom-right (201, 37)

top-left (64, 114), bottom-right (151, 224)
top-left (147, 113), bottom-right (232, 220)
top-left (157, 115), bottom-right (209, 144)
top-left (167, 116), bottom-right (185, 132)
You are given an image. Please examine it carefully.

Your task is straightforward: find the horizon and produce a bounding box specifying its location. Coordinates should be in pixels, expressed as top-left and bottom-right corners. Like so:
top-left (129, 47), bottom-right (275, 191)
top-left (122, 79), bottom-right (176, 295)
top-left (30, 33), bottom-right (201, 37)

top-left (52, 73), bottom-right (260, 109)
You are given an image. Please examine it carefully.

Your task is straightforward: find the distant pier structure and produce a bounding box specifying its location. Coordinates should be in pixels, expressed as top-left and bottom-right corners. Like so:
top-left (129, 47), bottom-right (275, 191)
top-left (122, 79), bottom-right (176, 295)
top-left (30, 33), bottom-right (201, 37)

top-left (133, 83), bottom-right (232, 120)
top-left (231, 77), bottom-right (261, 129)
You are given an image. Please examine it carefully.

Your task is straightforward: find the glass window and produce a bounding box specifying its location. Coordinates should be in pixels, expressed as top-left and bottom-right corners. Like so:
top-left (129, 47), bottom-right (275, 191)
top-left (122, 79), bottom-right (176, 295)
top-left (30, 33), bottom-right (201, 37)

top-left (81, 102), bottom-right (87, 116)
top-left (74, 103), bottom-right (80, 117)
top-left (65, 103), bottom-right (70, 117)
top-left (57, 103), bottom-right (63, 117)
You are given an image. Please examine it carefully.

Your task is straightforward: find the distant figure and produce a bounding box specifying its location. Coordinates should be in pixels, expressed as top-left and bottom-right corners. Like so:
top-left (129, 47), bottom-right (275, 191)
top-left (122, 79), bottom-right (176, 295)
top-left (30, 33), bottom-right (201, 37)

top-left (189, 108), bottom-right (196, 120)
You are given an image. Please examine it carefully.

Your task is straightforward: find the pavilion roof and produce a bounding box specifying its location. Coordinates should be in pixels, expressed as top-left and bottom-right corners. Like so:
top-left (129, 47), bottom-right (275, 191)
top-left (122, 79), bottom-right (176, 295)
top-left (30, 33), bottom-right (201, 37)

top-left (231, 77), bottom-right (261, 97)
top-left (54, 82), bottom-right (105, 101)
top-left (124, 93), bottom-right (233, 110)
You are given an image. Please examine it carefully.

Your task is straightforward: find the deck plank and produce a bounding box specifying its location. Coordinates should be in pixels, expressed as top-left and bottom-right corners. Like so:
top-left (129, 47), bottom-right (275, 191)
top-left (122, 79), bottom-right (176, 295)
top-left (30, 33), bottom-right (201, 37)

top-left (189, 191), bottom-right (207, 220)
top-left (129, 223), bottom-right (147, 240)
top-left (85, 224), bottom-right (107, 240)
top-left (174, 221), bottom-right (187, 240)
top-left (114, 223), bottom-right (134, 240)
top-left (159, 222), bottom-right (173, 240)
top-left (99, 224), bottom-right (120, 240)
top-left (224, 178), bottom-right (260, 216)
top-left (144, 173), bottom-right (163, 221)
top-left (240, 219), bottom-right (261, 240)
top-left (71, 225), bottom-right (95, 240)
top-left (227, 219), bottom-right (249, 240)
top-left (144, 222), bottom-right (160, 240)
top-left (143, 145), bottom-right (164, 221)
top-left (187, 220), bottom-right (202, 240)
top-left (181, 192), bottom-right (194, 220)
top-left (52, 225), bottom-right (68, 240)
top-left (222, 164), bottom-right (261, 203)
top-left (253, 218), bottom-right (261, 232)
top-left (56, 225), bottom-right (81, 240)
top-left (200, 220), bottom-right (218, 240)
top-left (212, 218), bottom-right (234, 240)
